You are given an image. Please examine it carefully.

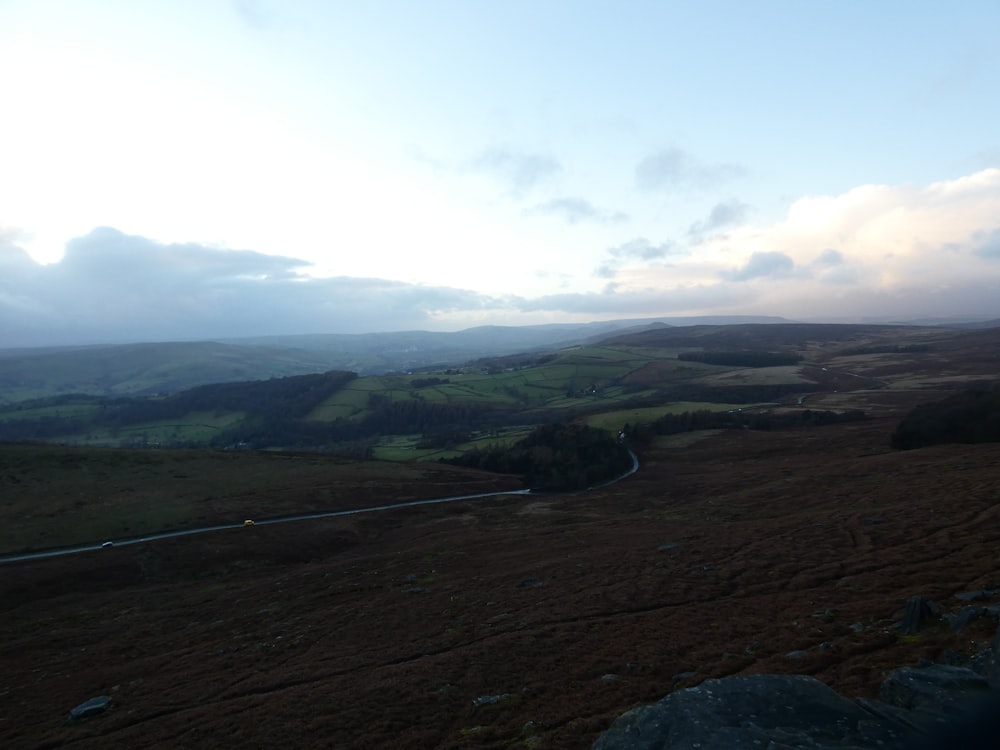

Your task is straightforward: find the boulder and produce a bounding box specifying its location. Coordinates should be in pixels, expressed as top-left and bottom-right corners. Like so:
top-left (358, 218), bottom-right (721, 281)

top-left (591, 674), bottom-right (917, 749)
top-left (879, 664), bottom-right (990, 718)
top-left (899, 595), bottom-right (941, 634)
top-left (67, 695), bottom-right (112, 722)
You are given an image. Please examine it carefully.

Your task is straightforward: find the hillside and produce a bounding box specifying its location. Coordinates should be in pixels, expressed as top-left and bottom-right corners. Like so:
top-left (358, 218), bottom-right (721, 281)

top-left (4, 408), bottom-right (1000, 748)
top-left (0, 316), bottom-right (797, 403)
top-left (2, 321), bottom-right (1000, 748)
top-left (3, 322), bottom-right (992, 457)
top-left (0, 341), bottom-right (337, 403)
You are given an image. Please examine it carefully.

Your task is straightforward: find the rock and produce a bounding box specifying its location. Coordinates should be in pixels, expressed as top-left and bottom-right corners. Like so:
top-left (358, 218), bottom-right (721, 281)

top-left (591, 674), bottom-right (917, 749)
top-left (948, 605), bottom-right (988, 633)
top-left (899, 595), bottom-right (941, 634)
top-left (955, 589), bottom-right (995, 602)
top-left (67, 695), bottom-right (112, 722)
top-left (473, 693), bottom-right (514, 706)
top-left (989, 624), bottom-right (1000, 689)
top-left (879, 664), bottom-right (990, 719)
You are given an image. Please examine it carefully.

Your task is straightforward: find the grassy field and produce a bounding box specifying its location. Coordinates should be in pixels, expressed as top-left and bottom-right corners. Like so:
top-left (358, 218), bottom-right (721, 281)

top-left (306, 346), bottom-right (688, 424)
top-left (582, 402), bottom-right (757, 432)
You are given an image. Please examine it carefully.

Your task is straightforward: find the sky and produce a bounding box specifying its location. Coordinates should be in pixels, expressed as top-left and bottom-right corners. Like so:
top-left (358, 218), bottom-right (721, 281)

top-left (2, 0), bottom-right (1000, 348)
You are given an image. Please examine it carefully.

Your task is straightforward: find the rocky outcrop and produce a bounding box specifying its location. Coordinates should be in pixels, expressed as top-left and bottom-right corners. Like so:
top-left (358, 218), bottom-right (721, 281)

top-left (593, 674), bottom-right (914, 749)
top-left (594, 621), bottom-right (1000, 749)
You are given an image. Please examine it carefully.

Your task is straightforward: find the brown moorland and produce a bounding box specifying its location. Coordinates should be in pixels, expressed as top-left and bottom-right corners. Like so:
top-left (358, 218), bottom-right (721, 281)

top-left (2, 326), bottom-right (1000, 749)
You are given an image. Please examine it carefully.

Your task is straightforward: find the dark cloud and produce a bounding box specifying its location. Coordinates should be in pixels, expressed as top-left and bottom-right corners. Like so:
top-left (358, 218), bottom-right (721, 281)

top-left (688, 200), bottom-right (750, 236)
top-left (472, 146), bottom-right (561, 194)
top-left (596, 237), bottom-right (679, 278)
top-left (58, 227), bottom-right (310, 286)
top-left (0, 228), bottom-right (504, 348)
top-left (721, 251), bottom-right (795, 281)
top-left (525, 198), bottom-right (627, 225)
top-left (635, 148), bottom-right (746, 192)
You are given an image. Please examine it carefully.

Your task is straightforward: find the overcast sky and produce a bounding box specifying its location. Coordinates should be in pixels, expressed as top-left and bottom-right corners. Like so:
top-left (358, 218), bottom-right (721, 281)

top-left (3, 1), bottom-right (1000, 347)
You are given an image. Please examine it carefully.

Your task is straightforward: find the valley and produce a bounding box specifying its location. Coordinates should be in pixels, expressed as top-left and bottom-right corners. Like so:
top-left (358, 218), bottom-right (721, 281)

top-left (2, 321), bottom-right (999, 748)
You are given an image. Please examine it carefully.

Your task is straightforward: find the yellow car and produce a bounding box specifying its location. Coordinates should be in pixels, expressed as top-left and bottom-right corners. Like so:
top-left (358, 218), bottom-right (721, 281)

top-left (243, 519), bottom-right (255, 527)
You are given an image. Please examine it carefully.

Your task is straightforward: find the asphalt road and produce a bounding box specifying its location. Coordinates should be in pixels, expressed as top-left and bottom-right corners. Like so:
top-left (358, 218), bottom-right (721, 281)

top-left (0, 450), bottom-right (638, 565)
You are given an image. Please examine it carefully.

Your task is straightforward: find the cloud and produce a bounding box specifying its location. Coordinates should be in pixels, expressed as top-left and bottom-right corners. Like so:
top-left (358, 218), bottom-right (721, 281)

top-left (471, 146), bottom-right (561, 194)
top-left (4, 168), bottom-right (1000, 347)
top-left (58, 227), bottom-right (311, 285)
top-left (688, 200), bottom-right (751, 236)
top-left (596, 237), bottom-right (680, 278)
top-left (974, 227), bottom-right (1000, 259)
top-left (0, 230), bottom-right (39, 275)
top-left (524, 198), bottom-right (627, 225)
top-left (0, 228), bottom-right (506, 347)
top-left (815, 248), bottom-right (844, 265)
top-left (720, 251), bottom-right (795, 281)
top-left (809, 249), bottom-right (858, 284)
top-left (517, 282), bottom-right (757, 316)
top-left (635, 148), bottom-right (746, 192)
top-left (577, 169), bottom-right (1000, 321)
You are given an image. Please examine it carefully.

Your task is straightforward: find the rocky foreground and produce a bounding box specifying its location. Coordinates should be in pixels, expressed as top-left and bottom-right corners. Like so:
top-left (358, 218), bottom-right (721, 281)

top-left (594, 634), bottom-right (1000, 749)
top-left (4, 413), bottom-right (1000, 748)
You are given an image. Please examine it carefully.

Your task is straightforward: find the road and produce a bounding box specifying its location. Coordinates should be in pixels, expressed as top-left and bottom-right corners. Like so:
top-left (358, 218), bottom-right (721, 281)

top-left (0, 450), bottom-right (638, 565)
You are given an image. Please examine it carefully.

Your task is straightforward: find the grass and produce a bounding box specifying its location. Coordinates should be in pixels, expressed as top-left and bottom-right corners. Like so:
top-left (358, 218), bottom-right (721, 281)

top-left (0, 401), bottom-right (101, 421)
top-left (371, 427), bottom-right (532, 462)
top-left (307, 347), bottom-right (669, 424)
top-left (582, 402), bottom-right (754, 432)
top-left (0, 444), bottom-right (483, 555)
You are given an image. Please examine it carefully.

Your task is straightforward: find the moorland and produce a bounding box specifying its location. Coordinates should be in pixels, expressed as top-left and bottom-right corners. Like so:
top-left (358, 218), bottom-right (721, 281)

top-left (2, 321), bottom-right (1000, 748)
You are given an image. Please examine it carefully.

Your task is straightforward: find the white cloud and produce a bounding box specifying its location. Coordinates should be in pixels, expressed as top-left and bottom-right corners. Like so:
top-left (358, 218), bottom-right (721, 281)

top-left (3, 169), bottom-right (1000, 348)
top-left (592, 169), bottom-right (1000, 320)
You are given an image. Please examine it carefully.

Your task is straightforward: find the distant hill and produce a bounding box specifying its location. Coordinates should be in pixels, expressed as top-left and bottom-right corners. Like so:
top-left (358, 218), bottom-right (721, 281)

top-left (7, 315), bottom-right (993, 406)
top-left (0, 316), bottom-right (791, 403)
top-left (596, 322), bottom-right (929, 351)
top-left (0, 341), bottom-right (335, 403)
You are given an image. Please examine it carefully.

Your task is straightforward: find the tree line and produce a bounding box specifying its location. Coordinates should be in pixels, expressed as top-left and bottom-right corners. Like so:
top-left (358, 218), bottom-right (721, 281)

top-left (443, 422), bottom-right (633, 491)
top-left (891, 384), bottom-right (1000, 449)
top-left (677, 350), bottom-right (802, 367)
top-left (622, 407), bottom-right (867, 447)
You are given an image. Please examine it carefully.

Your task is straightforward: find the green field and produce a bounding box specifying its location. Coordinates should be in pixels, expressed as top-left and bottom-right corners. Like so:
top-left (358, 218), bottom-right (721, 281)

top-left (307, 346), bottom-right (682, 424)
top-left (0, 335), bottom-right (835, 457)
top-left (582, 402), bottom-right (758, 432)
